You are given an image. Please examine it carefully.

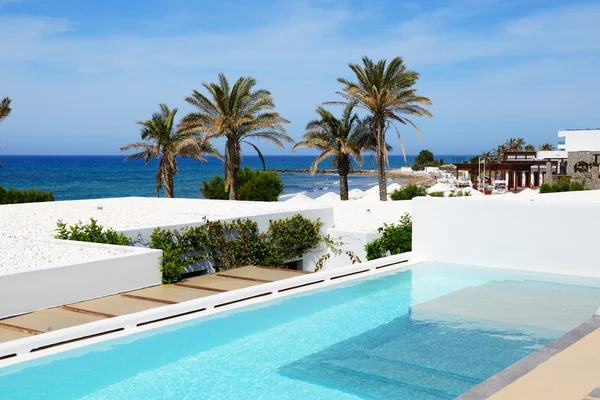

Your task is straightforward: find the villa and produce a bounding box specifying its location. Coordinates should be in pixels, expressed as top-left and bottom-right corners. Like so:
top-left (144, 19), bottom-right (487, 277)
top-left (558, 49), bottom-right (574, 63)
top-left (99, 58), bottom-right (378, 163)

top-left (0, 191), bottom-right (600, 399)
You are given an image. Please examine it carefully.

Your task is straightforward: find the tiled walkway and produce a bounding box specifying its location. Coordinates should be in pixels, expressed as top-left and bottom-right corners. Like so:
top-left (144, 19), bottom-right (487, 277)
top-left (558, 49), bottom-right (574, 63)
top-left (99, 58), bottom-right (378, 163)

top-left (0, 266), bottom-right (308, 344)
top-left (488, 326), bottom-right (600, 400)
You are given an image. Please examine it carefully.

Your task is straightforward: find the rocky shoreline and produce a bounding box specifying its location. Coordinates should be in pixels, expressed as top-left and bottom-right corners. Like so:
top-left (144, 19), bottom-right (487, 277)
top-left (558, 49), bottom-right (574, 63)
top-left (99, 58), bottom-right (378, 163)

top-left (269, 168), bottom-right (436, 186)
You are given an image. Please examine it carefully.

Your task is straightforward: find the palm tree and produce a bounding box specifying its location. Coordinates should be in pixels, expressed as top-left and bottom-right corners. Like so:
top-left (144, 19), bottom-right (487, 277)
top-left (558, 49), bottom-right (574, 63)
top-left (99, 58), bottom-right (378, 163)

top-left (0, 97), bottom-right (11, 123)
top-left (293, 104), bottom-right (375, 200)
top-left (120, 104), bottom-right (219, 198)
top-left (181, 74), bottom-right (292, 200)
top-left (504, 137), bottom-right (526, 152)
top-left (334, 56), bottom-right (432, 201)
top-left (493, 144), bottom-right (507, 160)
top-left (539, 143), bottom-right (555, 151)
top-left (481, 150), bottom-right (495, 163)
top-left (524, 144), bottom-right (535, 151)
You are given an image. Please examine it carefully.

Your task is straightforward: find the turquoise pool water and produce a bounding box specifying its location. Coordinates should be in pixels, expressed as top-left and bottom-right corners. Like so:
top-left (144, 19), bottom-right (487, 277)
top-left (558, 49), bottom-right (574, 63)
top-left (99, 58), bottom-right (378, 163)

top-left (2, 262), bottom-right (600, 399)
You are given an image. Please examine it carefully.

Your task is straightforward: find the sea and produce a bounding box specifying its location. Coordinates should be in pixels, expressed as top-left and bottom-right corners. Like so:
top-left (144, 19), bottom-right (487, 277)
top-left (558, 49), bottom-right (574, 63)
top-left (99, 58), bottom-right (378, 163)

top-left (0, 155), bottom-right (462, 201)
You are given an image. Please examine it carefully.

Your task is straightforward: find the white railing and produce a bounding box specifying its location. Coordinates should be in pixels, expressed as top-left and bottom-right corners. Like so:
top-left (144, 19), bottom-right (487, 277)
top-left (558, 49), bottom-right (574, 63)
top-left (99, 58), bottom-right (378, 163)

top-left (0, 252), bottom-right (420, 365)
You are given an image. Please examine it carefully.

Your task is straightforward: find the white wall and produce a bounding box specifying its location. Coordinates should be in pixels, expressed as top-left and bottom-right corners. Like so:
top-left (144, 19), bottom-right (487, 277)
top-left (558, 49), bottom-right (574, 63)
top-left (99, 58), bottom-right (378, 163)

top-left (558, 129), bottom-right (600, 152)
top-left (324, 229), bottom-right (381, 270)
top-left (0, 241), bottom-right (162, 318)
top-left (537, 150), bottom-right (567, 160)
top-left (412, 196), bottom-right (600, 278)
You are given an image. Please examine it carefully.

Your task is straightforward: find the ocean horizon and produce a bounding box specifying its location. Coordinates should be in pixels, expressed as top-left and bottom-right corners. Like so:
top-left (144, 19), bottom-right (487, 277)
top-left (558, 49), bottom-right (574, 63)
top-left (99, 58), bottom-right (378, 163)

top-left (0, 154), bottom-right (469, 201)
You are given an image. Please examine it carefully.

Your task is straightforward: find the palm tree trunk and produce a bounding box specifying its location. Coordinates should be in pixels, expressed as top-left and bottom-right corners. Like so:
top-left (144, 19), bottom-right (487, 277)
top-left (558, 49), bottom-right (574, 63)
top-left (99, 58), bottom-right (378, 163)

top-left (226, 141), bottom-right (240, 200)
top-left (339, 174), bottom-right (349, 200)
top-left (339, 157), bottom-right (350, 201)
top-left (165, 172), bottom-right (175, 198)
top-left (377, 122), bottom-right (387, 201)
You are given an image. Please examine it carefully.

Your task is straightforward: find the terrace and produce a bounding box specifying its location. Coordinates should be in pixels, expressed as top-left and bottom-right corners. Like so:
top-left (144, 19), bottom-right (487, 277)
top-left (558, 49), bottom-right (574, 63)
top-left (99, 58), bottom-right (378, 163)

top-left (2, 193), bottom-right (600, 398)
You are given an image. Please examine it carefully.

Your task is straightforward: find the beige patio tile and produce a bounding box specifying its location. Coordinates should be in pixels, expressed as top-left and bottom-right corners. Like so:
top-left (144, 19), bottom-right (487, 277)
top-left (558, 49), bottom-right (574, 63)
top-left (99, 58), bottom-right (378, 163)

top-left (125, 285), bottom-right (215, 303)
top-left (176, 274), bottom-right (260, 292)
top-left (0, 309), bottom-right (104, 333)
top-left (217, 266), bottom-right (307, 282)
top-left (69, 295), bottom-right (161, 317)
top-left (0, 326), bottom-right (35, 343)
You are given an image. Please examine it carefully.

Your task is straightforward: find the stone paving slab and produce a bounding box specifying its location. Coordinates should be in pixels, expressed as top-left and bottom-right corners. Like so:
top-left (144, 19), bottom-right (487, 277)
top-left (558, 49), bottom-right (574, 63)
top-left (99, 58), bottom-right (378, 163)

top-left (0, 308), bottom-right (106, 334)
top-left (0, 326), bottom-right (34, 343)
top-left (125, 285), bottom-right (215, 303)
top-left (70, 295), bottom-right (161, 317)
top-left (217, 266), bottom-right (307, 282)
top-left (176, 274), bottom-right (260, 292)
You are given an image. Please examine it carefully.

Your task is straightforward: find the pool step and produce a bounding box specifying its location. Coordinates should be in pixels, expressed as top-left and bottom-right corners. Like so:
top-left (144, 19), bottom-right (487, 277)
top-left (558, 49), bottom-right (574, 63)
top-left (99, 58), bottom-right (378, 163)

top-left (485, 280), bottom-right (600, 301)
top-left (322, 355), bottom-right (478, 399)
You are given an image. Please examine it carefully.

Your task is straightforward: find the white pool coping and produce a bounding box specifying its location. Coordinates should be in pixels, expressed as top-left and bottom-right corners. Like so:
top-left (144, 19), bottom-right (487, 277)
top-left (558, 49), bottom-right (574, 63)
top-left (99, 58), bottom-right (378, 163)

top-left (0, 252), bottom-right (422, 368)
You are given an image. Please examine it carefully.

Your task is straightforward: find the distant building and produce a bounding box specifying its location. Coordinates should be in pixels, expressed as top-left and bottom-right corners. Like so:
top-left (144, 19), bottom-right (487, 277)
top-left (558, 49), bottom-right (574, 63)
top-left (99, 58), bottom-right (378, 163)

top-left (455, 129), bottom-right (600, 191)
top-left (557, 129), bottom-right (600, 152)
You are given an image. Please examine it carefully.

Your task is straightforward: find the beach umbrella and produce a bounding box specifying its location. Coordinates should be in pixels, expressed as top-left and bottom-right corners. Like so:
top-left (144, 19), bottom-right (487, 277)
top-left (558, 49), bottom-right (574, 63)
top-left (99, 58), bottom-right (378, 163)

top-left (427, 183), bottom-right (452, 194)
top-left (386, 183), bottom-right (403, 193)
top-left (315, 192), bottom-right (341, 203)
top-left (365, 185), bottom-right (379, 195)
top-left (285, 194), bottom-right (314, 203)
top-left (348, 188), bottom-right (366, 199)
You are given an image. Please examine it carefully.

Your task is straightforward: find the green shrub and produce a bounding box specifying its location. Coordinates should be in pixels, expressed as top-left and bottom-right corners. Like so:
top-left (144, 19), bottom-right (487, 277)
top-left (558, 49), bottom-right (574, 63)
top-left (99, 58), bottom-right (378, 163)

top-left (54, 218), bottom-right (130, 246)
top-left (365, 214), bottom-right (412, 261)
top-left (428, 192), bottom-right (444, 197)
top-left (448, 190), bottom-right (471, 197)
top-left (390, 184), bottom-right (428, 200)
top-left (200, 175), bottom-right (228, 199)
top-left (267, 214), bottom-right (323, 260)
top-left (149, 214), bottom-right (326, 283)
top-left (540, 180), bottom-right (586, 193)
top-left (0, 185), bottom-right (54, 204)
top-left (201, 167), bottom-right (283, 201)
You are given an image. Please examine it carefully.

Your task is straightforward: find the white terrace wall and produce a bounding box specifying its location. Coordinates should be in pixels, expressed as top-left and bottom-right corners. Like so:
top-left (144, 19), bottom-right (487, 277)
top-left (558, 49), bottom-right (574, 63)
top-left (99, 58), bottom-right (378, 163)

top-left (412, 196), bottom-right (600, 278)
top-left (0, 242), bottom-right (161, 319)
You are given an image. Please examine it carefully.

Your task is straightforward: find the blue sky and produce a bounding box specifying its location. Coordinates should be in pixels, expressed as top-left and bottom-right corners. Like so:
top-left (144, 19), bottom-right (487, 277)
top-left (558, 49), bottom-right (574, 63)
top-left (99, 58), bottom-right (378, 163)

top-left (0, 0), bottom-right (599, 155)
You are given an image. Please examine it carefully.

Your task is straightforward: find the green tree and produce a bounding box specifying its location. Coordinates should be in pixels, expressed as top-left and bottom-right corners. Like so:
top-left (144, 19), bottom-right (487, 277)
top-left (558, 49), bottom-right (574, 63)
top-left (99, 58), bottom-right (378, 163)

top-left (539, 143), bottom-right (555, 151)
top-left (201, 167), bottom-right (284, 201)
top-left (524, 144), bottom-right (535, 151)
top-left (0, 97), bottom-right (11, 123)
top-left (237, 168), bottom-right (283, 201)
top-left (414, 149), bottom-right (434, 165)
top-left (181, 74), bottom-right (292, 200)
top-left (334, 56), bottom-right (432, 201)
top-left (293, 104), bottom-right (375, 200)
top-left (120, 104), bottom-right (219, 198)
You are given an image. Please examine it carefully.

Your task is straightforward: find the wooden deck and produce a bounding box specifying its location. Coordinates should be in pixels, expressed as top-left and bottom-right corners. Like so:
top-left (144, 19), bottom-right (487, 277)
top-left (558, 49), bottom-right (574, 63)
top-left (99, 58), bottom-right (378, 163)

top-left (0, 266), bottom-right (308, 344)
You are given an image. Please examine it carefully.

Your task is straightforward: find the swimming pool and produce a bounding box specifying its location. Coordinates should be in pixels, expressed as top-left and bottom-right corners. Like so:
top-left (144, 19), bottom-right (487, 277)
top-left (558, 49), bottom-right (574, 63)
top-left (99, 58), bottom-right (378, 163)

top-left (2, 262), bottom-right (600, 399)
